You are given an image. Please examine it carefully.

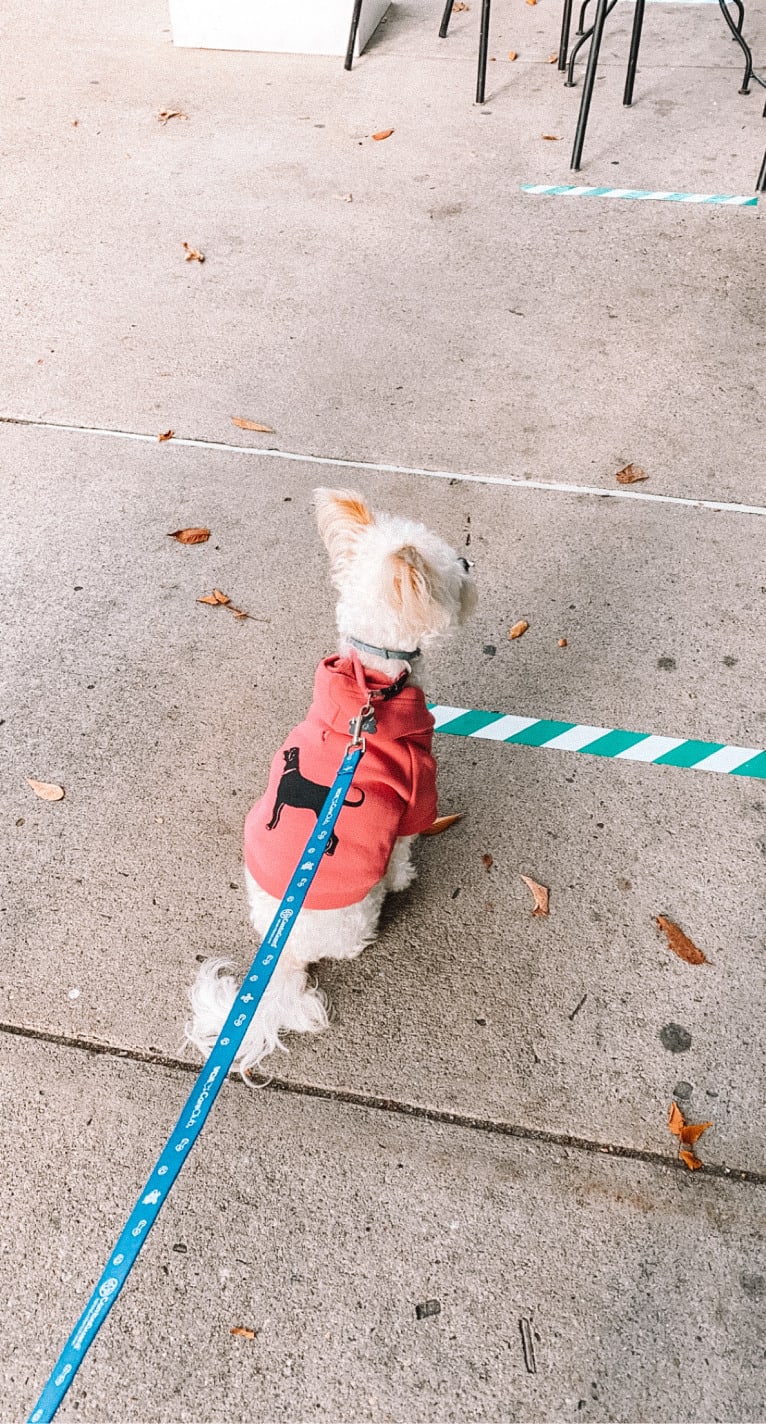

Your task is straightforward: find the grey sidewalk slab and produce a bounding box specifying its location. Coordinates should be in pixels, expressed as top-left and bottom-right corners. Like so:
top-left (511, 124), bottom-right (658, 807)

top-left (3, 424), bottom-right (765, 1173)
top-left (5, 1034), bottom-right (766, 1423)
top-left (0, 0), bottom-right (764, 504)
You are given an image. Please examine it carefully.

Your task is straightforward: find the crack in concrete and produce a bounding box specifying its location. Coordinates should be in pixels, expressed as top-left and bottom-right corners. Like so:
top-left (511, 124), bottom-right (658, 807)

top-left (3, 1019), bottom-right (764, 1187)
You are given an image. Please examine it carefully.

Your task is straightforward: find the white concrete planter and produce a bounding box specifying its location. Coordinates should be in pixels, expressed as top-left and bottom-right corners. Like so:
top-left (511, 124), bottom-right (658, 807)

top-left (169, 0), bottom-right (390, 57)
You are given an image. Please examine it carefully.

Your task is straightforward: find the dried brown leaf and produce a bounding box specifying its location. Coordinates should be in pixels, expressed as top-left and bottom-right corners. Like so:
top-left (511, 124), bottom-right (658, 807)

top-left (230, 1326), bottom-right (257, 1340)
top-left (558, 638), bottom-right (568, 648)
top-left (158, 429), bottom-right (174, 442)
top-left (158, 109), bottom-right (187, 124)
top-left (615, 463), bottom-right (648, 484)
top-left (668, 1101), bottom-right (685, 1137)
top-left (678, 1148), bottom-right (703, 1171)
top-left (27, 778), bottom-right (65, 802)
top-left (520, 875), bottom-right (549, 917)
top-left (657, 915), bottom-right (707, 966)
top-left (548, 52), bottom-right (558, 62)
top-left (167, 527), bottom-right (210, 545)
top-left (542, 134), bottom-right (560, 141)
top-left (680, 1120), bottom-right (713, 1147)
top-left (231, 607), bottom-right (250, 619)
top-left (231, 417), bottom-right (275, 434)
top-left (508, 51), bottom-right (518, 60)
top-left (182, 242), bottom-right (205, 263)
top-left (197, 593), bottom-right (220, 605)
top-left (509, 619), bottom-right (529, 640)
top-left (212, 589), bottom-right (230, 604)
top-left (482, 853), bottom-right (494, 872)
top-left (453, 1), bottom-right (469, 9)
top-left (421, 813), bottom-right (464, 837)
top-left (372, 129), bottom-right (395, 141)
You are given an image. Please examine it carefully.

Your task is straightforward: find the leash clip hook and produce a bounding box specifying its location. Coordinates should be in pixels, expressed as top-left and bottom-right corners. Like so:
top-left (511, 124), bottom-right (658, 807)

top-left (348, 700), bottom-right (374, 752)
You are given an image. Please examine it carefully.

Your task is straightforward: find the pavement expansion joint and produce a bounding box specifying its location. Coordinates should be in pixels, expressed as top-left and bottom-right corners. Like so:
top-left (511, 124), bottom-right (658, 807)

top-left (4, 1019), bottom-right (765, 1188)
top-left (3, 413), bottom-right (766, 519)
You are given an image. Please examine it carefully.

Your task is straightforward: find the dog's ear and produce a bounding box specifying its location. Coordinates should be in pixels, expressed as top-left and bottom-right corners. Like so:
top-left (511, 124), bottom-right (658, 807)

top-left (314, 488), bottom-right (374, 570)
top-left (387, 544), bottom-right (449, 634)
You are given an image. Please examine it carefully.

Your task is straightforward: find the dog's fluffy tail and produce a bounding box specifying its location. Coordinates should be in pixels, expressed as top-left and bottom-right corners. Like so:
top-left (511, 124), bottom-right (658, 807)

top-left (185, 955), bottom-right (329, 1080)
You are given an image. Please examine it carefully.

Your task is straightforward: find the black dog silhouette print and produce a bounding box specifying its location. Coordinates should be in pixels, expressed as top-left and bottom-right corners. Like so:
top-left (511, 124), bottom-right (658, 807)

top-left (267, 747), bottom-right (365, 856)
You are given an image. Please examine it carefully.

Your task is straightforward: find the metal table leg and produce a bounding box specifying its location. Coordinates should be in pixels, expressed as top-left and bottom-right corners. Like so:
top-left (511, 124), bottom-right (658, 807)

top-left (439, 0), bottom-right (455, 39)
top-left (623, 0), bottom-right (646, 105)
top-left (571, 0), bottom-right (611, 169)
top-left (344, 0), bottom-right (364, 69)
top-left (476, 0), bottom-right (492, 103)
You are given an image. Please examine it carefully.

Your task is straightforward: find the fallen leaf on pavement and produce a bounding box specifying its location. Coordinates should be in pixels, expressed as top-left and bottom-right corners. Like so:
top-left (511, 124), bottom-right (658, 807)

top-left (27, 778), bottom-right (65, 802)
top-left (482, 853), bottom-right (494, 871)
top-left (657, 915), bottom-right (707, 965)
top-left (526, 0), bottom-right (537, 6)
top-left (198, 590), bottom-right (254, 620)
top-left (558, 637), bottom-right (568, 647)
top-left (668, 1103), bottom-right (712, 1170)
top-left (182, 242), bottom-right (205, 263)
top-left (548, 52), bottom-right (558, 62)
top-left (520, 875), bottom-right (549, 916)
top-left (158, 429), bottom-right (174, 442)
top-left (198, 589), bottom-right (231, 606)
top-left (508, 51), bottom-right (518, 60)
top-left (167, 527), bottom-right (210, 544)
top-left (421, 814), bottom-right (464, 836)
top-left (616, 463), bottom-right (648, 484)
top-left (230, 1326), bottom-right (257, 1340)
top-left (668, 1101), bottom-right (685, 1136)
top-left (158, 110), bottom-right (187, 124)
top-left (509, 619), bottom-right (529, 640)
top-left (71, 118), bottom-right (80, 127)
top-left (231, 417), bottom-right (275, 433)
top-left (680, 1120), bottom-right (713, 1147)
top-left (372, 129), bottom-right (395, 141)
top-left (542, 134), bottom-right (560, 141)
top-left (453, 1), bottom-right (469, 9)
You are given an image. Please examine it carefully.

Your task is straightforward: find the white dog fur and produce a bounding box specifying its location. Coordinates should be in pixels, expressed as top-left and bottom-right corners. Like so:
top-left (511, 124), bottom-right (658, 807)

top-left (185, 487), bottom-right (476, 1077)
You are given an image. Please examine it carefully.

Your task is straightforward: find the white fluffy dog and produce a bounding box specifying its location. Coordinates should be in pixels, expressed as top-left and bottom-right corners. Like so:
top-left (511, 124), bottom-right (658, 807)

top-left (186, 488), bottom-right (476, 1077)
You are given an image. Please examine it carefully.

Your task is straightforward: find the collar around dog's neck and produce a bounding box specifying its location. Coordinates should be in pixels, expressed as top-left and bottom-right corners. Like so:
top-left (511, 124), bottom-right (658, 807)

top-left (347, 636), bottom-right (421, 664)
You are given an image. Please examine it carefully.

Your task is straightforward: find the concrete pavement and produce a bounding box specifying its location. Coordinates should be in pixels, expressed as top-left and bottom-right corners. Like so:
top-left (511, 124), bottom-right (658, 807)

top-left (2, 0), bottom-right (765, 1418)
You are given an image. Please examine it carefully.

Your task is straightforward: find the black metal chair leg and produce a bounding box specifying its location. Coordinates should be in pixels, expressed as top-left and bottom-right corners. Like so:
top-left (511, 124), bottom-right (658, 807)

top-left (623, 0), bottom-right (646, 105)
top-left (344, 0), bottom-right (364, 69)
top-left (571, 0), bottom-right (611, 170)
top-left (566, 0), bottom-right (618, 86)
top-left (729, 0), bottom-right (745, 36)
top-left (577, 0), bottom-right (591, 36)
top-left (558, 0), bottom-right (574, 72)
top-left (476, 0), bottom-right (492, 103)
top-left (758, 148), bottom-right (766, 191)
top-left (716, 0), bottom-right (753, 93)
top-left (439, 0), bottom-right (455, 39)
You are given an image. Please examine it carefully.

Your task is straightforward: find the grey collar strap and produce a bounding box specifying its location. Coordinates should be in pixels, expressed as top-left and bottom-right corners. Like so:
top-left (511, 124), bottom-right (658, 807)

top-left (348, 636), bottom-right (421, 663)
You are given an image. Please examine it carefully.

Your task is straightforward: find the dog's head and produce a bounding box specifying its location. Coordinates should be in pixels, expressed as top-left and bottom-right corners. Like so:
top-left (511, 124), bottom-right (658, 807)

top-left (282, 747), bottom-right (300, 771)
top-left (314, 488), bottom-right (477, 654)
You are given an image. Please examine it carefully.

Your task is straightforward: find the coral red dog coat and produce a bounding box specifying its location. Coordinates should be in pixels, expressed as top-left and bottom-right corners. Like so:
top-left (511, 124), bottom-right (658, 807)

top-left (244, 655), bottom-right (437, 909)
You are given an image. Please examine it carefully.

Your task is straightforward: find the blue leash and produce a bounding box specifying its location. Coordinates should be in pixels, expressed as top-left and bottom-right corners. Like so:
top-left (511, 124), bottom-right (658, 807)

top-left (29, 736), bottom-right (367, 1424)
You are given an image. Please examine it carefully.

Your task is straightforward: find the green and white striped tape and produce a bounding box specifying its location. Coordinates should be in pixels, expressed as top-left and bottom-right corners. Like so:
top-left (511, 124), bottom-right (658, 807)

top-left (429, 705), bottom-right (766, 780)
top-left (521, 184), bottom-right (758, 207)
